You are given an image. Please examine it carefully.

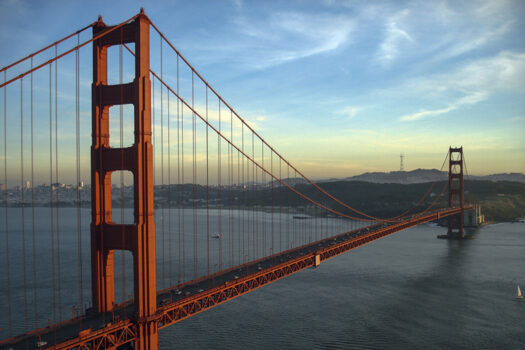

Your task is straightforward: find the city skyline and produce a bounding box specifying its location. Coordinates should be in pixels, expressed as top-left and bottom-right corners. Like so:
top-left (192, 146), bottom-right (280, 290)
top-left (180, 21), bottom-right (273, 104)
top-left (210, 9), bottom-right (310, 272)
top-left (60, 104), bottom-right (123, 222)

top-left (1, 0), bottom-right (524, 184)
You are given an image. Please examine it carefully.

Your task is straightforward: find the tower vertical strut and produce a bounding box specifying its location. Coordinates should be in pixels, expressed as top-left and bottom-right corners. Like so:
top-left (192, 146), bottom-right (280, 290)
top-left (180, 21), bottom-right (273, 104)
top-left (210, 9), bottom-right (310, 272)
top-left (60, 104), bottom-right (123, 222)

top-left (91, 10), bottom-right (158, 349)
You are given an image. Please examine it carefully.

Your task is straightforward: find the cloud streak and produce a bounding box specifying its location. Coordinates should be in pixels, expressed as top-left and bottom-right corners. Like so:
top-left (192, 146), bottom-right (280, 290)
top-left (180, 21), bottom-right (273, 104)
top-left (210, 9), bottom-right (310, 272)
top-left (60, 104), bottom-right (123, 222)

top-left (340, 106), bottom-right (362, 119)
top-left (398, 51), bottom-right (525, 121)
top-left (376, 9), bottom-right (413, 67)
top-left (230, 11), bottom-right (354, 68)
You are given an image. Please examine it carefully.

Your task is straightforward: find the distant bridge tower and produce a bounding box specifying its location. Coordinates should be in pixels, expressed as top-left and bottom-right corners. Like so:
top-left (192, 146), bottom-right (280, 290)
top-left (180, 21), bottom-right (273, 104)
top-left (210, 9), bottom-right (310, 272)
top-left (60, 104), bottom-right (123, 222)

top-left (400, 153), bottom-right (405, 171)
top-left (446, 146), bottom-right (465, 238)
top-left (91, 10), bottom-right (158, 349)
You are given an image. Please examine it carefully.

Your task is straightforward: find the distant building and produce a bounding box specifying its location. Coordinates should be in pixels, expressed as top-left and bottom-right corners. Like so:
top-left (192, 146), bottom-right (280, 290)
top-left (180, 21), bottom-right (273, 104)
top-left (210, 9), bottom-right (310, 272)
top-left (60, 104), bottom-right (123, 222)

top-left (25, 180), bottom-right (31, 189)
top-left (0, 183), bottom-right (5, 191)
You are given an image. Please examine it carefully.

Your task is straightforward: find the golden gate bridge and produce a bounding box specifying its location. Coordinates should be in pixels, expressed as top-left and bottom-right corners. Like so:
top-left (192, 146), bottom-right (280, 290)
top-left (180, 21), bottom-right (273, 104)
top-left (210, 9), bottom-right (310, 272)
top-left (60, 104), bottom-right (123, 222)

top-left (0, 10), bottom-right (473, 349)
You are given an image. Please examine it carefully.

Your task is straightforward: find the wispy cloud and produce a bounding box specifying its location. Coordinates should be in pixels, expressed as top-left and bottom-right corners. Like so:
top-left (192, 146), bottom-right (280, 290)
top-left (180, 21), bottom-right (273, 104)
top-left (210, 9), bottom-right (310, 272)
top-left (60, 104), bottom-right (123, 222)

top-left (230, 0), bottom-right (242, 10)
top-left (399, 106), bottom-right (454, 122)
top-left (427, 1), bottom-right (514, 62)
top-left (399, 91), bottom-right (488, 122)
top-left (340, 106), bottom-right (362, 119)
top-left (230, 11), bottom-right (354, 68)
top-left (376, 9), bottom-right (413, 67)
top-left (369, 1), bottom-right (516, 69)
top-left (398, 51), bottom-right (525, 121)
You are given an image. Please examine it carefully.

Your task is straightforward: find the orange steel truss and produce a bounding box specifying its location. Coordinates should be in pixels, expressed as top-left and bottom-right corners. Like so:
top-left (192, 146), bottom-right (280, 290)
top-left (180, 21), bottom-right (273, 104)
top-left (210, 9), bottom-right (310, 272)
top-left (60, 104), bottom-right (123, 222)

top-left (39, 207), bottom-right (468, 350)
top-left (50, 322), bottom-right (136, 350)
top-left (91, 10), bottom-right (157, 349)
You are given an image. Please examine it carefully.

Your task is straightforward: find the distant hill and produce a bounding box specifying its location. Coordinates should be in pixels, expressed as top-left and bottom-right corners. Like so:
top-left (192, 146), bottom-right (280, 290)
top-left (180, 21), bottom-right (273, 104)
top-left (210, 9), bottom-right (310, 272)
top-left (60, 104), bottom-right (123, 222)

top-left (320, 169), bottom-right (525, 184)
top-left (276, 179), bottom-right (525, 222)
top-left (345, 169), bottom-right (446, 184)
top-left (473, 173), bottom-right (525, 183)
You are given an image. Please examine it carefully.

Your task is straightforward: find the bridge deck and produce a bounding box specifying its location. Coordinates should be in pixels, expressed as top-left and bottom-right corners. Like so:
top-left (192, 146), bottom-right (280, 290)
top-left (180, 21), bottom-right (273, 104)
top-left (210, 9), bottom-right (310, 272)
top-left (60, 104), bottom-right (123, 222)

top-left (0, 207), bottom-right (469, 350)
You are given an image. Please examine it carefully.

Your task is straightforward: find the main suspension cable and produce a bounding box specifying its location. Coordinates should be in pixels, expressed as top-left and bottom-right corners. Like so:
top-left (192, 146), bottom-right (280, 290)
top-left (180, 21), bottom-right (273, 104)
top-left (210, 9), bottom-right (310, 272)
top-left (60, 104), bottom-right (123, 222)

top-left (136, 25), bottom-right (445, 223)
top-left (141, 68), bottom-right (390, 222)
top-left (0, 14), bottom-right (139, 89)
top-left (0, 23), bottom-right (94, 74)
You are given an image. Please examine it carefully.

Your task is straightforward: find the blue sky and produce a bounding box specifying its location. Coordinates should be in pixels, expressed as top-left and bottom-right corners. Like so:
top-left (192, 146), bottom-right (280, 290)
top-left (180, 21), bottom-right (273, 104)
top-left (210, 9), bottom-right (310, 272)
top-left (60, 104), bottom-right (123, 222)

top-left (1, 0), bottom-right (524, 179)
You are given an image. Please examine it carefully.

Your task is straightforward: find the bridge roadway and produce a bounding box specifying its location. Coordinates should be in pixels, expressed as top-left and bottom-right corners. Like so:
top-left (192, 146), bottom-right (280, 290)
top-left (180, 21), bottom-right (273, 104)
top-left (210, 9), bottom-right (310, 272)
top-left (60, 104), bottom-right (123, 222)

top-left (1, 207), bottom-right (469, 350)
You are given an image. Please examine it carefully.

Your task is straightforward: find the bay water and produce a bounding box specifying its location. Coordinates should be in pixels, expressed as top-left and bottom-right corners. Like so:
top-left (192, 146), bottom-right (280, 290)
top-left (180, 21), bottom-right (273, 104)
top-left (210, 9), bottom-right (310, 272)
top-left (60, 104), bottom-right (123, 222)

top-left (1, 208), bottom-right (524, 349)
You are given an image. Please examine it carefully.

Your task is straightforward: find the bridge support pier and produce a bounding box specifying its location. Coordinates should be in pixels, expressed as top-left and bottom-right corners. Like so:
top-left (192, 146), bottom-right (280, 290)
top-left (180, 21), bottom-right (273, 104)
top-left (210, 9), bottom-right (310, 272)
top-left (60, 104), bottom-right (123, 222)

top-left (91, 10), bottom-right (158, 349)
top-left (438, 146), bottom-right (465, 239)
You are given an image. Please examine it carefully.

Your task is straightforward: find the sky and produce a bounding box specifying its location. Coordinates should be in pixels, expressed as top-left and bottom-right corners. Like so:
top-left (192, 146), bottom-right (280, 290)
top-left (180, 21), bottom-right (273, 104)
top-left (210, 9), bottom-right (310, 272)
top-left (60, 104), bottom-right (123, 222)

top-left (1, 0), bottom-right (524, 182)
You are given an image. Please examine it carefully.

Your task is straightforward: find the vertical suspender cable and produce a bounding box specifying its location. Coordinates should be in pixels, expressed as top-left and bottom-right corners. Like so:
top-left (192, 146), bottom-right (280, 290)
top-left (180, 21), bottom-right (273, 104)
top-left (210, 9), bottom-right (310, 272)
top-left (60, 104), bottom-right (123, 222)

top-left (181, 82), bottom-right (185, 282)
top-left (54, 46), bottom-right (62, 322)
top-left (324, 187), bottom-right (327, 239)
top-left (293, 169), bottom-right (297, 246)
top-left (271, 150), bottom-right (274, 258)
top-left (75, 36), bottom-right (83, 318)
top-left (255, 135), bottom-right (258, 258)
top-left (229, 109), bottom-right (233, 267)
top-left (332, 196), bottom-right (335, 239)
top-left (279, 158), bottom-right (282, 253)
top-left (261, 142), bottom-right (265, 257)
top-left (247, 129), bottom-right (251, 261)
top-left (287, 165), bottom-right (290, 249)
top-left (168, 78), bottom-right (172, 286)
top-left (218, 100), bottom-right (222, 269)
top-left (315, 174), bottom-right (318, 241)
top-left (21, 78), bottom-right (29, 332)
top-left (153, 73), bottom-right (162, 285)
top-left (251, 132), bottom-right (255, 259)
top-left (241, 124), bottom-right (245, 264)
top-left (192, 71), bottom-right (197, 278)
top-left (159, 45), bottom-right (165, 288)
top-left (176, 55), bottom-right (181, 284)
top-left (237, 143), bottom-right (241, 265)
top-left (3, 71), bottom-right (12, 336)
top-left (243, 124), bottom-right (247, 263)
top-left (152, 76), bottom-right (156, 214)
top-left (49, 62), bottom-right (56, 325)
top-left (30, 57), bottom-right (38, 328)
top-left (160, 38), bottom-right (166, 288)
top-left (206, 87), bottom-right (209, 276)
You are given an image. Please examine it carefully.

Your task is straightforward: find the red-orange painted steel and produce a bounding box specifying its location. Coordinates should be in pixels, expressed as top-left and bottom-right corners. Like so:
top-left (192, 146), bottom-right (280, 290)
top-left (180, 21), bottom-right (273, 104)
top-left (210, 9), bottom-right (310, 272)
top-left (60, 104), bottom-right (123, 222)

top-left (156, 207), bottom-right (470, 329)
top-left (0, 15), bottom-right (140, 90)
top-left (32, 207), bottom-right (468, 350)
top-left (447, 147), bottom-right (465, 237)
top-left (91, 10), bottom-right (158, 349)
top-left (149, 21), bottom-right (409, 223)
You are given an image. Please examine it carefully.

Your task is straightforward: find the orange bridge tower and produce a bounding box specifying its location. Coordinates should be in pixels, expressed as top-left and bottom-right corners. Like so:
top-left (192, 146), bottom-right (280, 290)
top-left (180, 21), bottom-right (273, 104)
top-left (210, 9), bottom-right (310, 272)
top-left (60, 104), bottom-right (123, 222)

top-left (445, 146), bottom-right (465, 239)
top-left (91, 10), bottom-right (158, 349)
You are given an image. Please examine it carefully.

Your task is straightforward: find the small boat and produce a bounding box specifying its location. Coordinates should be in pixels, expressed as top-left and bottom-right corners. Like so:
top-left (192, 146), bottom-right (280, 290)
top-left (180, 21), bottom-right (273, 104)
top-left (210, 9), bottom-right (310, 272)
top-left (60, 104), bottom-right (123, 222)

top-left (518, 285), bottom-right (523, 299)
top-left (212, 233), bottom-right (221, 239)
